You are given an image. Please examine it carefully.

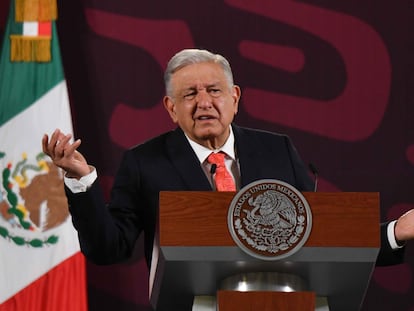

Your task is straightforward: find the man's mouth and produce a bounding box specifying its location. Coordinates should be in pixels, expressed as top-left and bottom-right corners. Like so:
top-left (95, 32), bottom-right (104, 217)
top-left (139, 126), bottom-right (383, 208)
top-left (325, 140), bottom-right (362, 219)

top-left (196, 115), bottom-right (216, 120)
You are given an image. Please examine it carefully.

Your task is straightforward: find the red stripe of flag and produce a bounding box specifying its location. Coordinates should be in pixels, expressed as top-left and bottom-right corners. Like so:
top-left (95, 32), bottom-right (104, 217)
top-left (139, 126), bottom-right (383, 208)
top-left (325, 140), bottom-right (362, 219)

top-left (38, 22), bottom-right (51, 36)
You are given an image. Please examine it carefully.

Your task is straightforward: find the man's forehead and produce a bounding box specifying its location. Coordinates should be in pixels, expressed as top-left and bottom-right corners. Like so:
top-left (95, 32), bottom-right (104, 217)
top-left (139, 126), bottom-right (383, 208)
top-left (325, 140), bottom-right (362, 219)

top-left (180, 80), bottom-right (223, 89)
top-left (170, 63), bottom-right (228, 90)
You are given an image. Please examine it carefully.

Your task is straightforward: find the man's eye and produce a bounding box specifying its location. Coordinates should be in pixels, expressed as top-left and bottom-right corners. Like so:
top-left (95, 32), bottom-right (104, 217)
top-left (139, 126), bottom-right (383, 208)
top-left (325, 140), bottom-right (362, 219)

top-left (209, 89), bottom-right (221, 97)
top-left (183, 92), bottom-right (196, 100)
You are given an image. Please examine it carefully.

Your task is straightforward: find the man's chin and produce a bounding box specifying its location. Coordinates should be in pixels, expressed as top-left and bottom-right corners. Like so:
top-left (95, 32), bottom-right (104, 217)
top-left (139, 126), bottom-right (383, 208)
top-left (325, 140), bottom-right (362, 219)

top-left (193, 128), bottom-right (229, 146)
top-left (195, 129), bottom-right (219, 140)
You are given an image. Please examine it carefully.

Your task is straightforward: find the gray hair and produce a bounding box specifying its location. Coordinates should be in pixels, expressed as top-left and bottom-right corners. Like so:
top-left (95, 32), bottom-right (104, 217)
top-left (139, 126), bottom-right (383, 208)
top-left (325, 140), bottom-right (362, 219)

top-left (164, 49), bottom-right (235, 97)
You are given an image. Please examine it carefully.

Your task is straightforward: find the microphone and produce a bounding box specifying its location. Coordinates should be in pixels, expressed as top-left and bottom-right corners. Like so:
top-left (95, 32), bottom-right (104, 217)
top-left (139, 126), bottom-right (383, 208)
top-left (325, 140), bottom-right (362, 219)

top-left (210, 164), bottom-right (217, 190)
top-left (210, 163), bottom-right (217, 175)
top-left (308, 163), bottom-right (318, 192)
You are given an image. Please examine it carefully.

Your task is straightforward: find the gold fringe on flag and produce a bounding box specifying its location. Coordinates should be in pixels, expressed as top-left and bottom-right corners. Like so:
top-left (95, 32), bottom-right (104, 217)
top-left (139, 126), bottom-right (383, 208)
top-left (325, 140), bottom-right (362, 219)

top-left (15, 0), bottom-right (57, 22)
top-left (10, 35), bottom-right (51, 62)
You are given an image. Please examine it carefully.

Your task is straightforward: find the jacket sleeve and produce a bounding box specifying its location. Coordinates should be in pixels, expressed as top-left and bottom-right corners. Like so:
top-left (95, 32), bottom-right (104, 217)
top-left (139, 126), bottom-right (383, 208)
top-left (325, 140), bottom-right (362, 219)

top-left (66, 151), bottom-right (143, 265)
top-left (376, 221), bottom-right (405, 266)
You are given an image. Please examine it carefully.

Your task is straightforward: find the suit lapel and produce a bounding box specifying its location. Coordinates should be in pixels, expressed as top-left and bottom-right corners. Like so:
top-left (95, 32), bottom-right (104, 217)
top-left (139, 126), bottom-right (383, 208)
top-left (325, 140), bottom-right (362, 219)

top-left (165, 125), bottom-right (265, 190)
top-left (165, 128), bottom-right (212, 190)
top-left (232, 125), bottom-right (263, 187)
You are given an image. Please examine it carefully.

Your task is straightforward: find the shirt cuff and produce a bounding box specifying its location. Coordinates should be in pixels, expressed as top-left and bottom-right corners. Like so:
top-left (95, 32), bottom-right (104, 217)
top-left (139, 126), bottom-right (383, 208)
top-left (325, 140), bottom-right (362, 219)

top-left (387, 220), bottom-right (405, 250)
top-left (64, 166), bottom-right (97, 193)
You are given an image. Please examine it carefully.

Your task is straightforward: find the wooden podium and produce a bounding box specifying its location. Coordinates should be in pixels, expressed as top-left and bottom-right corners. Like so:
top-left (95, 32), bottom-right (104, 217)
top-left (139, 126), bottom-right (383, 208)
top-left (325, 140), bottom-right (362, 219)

top-left (149, 191), bottom-right (380, 311)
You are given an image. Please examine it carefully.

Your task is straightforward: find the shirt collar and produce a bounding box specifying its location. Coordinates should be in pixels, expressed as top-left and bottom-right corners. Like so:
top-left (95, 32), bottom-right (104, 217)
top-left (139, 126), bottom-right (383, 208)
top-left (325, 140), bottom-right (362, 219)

top-left (185, 125), bottom-right (236, 163)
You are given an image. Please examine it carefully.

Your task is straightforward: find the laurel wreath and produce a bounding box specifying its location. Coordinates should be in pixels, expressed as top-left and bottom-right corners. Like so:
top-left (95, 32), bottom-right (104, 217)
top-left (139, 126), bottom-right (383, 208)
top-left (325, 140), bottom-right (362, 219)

top-left (0, 225), bottom-right (59, 247)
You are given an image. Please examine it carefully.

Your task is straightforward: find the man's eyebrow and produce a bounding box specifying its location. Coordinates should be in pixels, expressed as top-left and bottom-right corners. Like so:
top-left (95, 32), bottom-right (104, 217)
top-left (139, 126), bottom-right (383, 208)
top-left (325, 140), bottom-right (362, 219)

top-left (206, 83), bottom-right (220, 88)
top-left (181, 86), bottom-right (197, 93)
top-left (203, 82), bottom-right (224, 89)
top-left (180, 82), bottom-right (223, 92)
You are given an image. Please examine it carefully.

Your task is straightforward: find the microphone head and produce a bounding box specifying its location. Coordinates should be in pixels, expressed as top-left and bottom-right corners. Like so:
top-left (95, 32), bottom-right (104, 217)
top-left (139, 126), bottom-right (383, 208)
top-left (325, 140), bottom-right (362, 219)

top-left (308, 163), bottom-right (318, 176)
top-left (210, 163), bottom-right (217, 174)
top-left (308, 163), bottom-right (318, 192)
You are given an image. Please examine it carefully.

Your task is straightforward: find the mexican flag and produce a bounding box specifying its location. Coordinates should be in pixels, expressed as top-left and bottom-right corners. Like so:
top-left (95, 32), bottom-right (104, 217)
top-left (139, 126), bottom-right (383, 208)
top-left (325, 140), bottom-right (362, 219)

top-left (0, 1), bottom-right (87, 310)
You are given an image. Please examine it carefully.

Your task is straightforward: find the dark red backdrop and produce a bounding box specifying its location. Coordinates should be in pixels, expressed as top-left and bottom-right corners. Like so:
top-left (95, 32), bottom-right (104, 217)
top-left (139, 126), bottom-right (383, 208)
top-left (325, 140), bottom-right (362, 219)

top-left (1, 0), bottom-right (414, 310)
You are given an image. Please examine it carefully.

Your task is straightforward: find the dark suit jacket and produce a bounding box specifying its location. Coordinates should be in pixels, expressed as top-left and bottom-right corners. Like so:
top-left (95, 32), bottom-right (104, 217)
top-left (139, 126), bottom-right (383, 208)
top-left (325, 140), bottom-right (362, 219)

top-left (66, 124), bottom-right (404, 266)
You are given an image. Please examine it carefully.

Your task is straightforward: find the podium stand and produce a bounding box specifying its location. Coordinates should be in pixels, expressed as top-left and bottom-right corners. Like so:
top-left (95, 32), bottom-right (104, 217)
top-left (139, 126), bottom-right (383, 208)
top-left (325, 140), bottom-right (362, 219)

top-left (149, 191), bottom-right (380, 311)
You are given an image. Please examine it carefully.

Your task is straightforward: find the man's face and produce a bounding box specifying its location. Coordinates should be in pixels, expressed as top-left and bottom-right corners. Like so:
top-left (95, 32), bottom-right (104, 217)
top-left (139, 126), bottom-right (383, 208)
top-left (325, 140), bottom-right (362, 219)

top-left (164, 62), bottom-right (241, 149)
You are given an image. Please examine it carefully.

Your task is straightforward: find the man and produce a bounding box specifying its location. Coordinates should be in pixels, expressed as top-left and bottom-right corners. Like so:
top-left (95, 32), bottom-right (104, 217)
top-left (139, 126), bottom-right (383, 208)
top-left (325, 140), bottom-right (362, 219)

top-left (42, 48), bottom-right (412, 268)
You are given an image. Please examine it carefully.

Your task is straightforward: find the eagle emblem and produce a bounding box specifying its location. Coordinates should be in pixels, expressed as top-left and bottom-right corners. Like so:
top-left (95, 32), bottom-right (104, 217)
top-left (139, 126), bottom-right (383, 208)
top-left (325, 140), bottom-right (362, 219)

top-left (0, 151), bottom-right (68, 247)
top-left (228, 179), bottom-right (312, 260)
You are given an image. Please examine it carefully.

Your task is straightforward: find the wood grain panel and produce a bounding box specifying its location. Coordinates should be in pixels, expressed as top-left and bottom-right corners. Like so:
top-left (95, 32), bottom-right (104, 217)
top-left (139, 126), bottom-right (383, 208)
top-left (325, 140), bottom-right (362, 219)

top-left (159, 191), bottom-right (380, 247)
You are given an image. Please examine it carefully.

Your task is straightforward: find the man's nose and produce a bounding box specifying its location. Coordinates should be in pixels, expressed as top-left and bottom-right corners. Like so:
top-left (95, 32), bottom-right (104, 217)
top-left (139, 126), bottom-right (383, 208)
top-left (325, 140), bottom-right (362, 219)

top-left (196, 90), bottom-right (212, 108)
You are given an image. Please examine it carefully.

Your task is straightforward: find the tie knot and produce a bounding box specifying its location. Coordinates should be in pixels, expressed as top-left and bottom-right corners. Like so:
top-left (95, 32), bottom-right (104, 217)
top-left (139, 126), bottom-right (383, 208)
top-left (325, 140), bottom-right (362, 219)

top-left (207, 152), bottom-right (226, 166)
top-left (206, 151), bottom-right (236, 191)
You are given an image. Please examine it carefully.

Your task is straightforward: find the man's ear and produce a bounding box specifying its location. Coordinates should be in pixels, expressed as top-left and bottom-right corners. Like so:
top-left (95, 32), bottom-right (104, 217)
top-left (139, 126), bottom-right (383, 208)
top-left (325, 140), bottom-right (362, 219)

top-left (232, 85), bottom-right (241, 115)
top-left (163, 96), bottom-right (178, 123)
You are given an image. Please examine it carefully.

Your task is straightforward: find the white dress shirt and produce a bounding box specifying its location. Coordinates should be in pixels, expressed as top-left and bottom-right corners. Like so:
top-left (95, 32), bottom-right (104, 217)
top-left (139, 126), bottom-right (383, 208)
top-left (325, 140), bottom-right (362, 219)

top-left (185, 125), bottom-right (240, 190)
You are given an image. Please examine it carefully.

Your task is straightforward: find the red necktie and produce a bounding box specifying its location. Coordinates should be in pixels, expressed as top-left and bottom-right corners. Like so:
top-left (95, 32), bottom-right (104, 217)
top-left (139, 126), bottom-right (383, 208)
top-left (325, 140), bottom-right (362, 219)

top-left (207, 152), bottom-right (236, 191)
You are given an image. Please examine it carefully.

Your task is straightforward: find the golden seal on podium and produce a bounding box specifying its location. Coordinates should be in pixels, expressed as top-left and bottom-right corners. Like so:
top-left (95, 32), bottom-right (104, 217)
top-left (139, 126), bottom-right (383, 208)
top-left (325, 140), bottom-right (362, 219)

top-left (228, 179), bottom-right (312, 260)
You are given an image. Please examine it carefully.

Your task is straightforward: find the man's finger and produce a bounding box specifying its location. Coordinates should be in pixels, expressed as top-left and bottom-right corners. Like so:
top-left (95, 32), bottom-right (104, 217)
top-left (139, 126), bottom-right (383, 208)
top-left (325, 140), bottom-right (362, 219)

top-left (61, 139), bottom-right (81, 158)
top-left (42, 134), bottom-right (50, 155)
